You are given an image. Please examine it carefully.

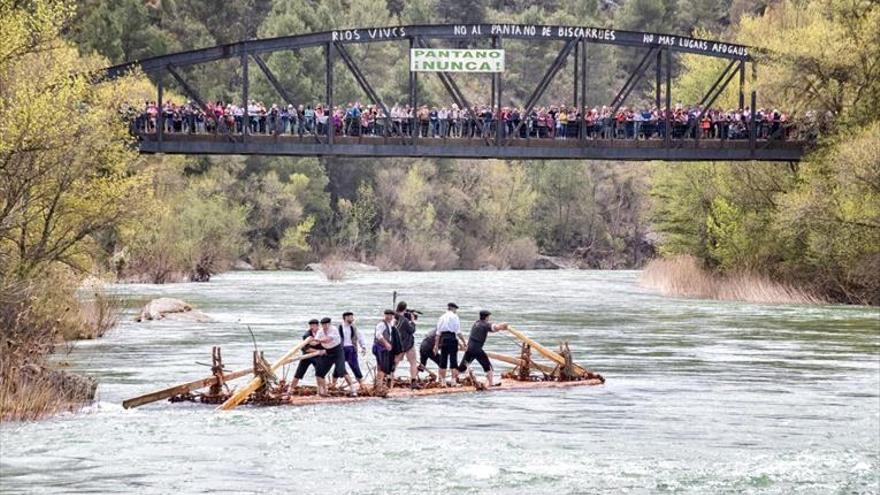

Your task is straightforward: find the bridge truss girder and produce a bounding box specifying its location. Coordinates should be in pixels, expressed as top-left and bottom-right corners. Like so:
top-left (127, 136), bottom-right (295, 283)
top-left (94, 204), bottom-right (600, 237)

top-left (105, 23), bottom-right (804, 162)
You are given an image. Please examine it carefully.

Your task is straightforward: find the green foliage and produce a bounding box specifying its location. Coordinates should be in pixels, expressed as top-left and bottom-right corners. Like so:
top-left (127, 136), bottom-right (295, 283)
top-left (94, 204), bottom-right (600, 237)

top-left (122, 179), bottom-right (247, 283)
top-left (616, 0), bottom-right (678, 32)
top-left (335, 182), bottom-right (379, 256)
top-left (70, 0), bottom-right (171, 63)
top-left (739, 0), bottom-right (880, 128)
top-left (776, 123), bottom-right (880, 303)
top-left (1, 0), bottom-right (148, 280)
top-left (651, 0), bottom-right (880, 304)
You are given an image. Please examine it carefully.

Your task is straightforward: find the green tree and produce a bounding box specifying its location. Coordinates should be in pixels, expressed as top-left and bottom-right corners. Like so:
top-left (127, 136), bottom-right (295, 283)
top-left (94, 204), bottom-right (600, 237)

top-left (336, 182), bottom-right (379, 257)
top-left (776, 123), bottom-right (880, 303)
top-left (0, 0), bottom-right (148, 280)
top-left (738, 0), bottom-right (880, 127)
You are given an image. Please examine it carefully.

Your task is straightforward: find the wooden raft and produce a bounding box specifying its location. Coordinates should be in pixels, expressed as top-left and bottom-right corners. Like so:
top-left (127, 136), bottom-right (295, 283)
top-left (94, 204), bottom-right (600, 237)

top-left (282, 377), bottom-right (603, 407)
top-left (122, 326), bottom-right (605, 410)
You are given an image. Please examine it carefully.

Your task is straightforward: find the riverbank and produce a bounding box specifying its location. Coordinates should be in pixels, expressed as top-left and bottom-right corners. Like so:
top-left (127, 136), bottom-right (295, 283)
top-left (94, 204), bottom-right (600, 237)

top-left (0, 280), bottom-right (120, 422)
top-left (640, 255), bottom-right (828, 305)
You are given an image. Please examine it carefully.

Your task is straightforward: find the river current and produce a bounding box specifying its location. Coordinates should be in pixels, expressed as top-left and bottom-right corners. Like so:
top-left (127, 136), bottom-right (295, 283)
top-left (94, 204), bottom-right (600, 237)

top-left (1, 270), bottom-right (878, 494)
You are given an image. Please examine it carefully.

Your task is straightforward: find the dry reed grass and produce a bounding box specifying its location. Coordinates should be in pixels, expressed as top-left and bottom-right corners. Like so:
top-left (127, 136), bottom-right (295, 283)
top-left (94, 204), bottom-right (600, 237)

top-left (373, 237), bottom-right (459, 271)
top-left (0, 277), bottom-right (102, 422)
top-left (640, 255), bottom-right (827, 305)
top-left (73, 289), bottom-right (122, 339)
top-left (0, 364), bottom-right (92, 422)
top-left (319, 255), bottom-right (348, 281)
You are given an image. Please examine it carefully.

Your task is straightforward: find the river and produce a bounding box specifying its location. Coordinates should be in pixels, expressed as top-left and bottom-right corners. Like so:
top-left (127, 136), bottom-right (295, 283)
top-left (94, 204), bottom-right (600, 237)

top-left (1, 271), bottom-right (878, 494)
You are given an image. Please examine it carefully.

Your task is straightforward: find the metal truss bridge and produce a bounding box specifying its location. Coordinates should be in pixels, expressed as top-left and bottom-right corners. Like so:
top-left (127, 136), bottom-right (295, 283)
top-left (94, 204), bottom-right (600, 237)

top-left (102, 23), bottom-right (808, 162)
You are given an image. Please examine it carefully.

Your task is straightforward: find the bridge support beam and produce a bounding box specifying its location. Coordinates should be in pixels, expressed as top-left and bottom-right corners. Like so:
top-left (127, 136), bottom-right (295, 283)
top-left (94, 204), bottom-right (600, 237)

top-left (610, 47), bottom-right (657, 115)
top-left (573, 41), bottom-right (579, 110)
top-left (409, 37), bottom-right (417, 143)
top-left (698, 59), bottom-right (737, 109)
top-left (166, 64), bottom-right (210, 115)
top-left (495, 35), bottom-right (502, 146)
top-left (510, 39), bottom-right (577, 139)
top-left (336, 42), bottom-right (391, 136)
top-left (750, 90), bottom-right (757, 157)
top-left (136, 137), bottom-right (806, 162)
top-left (326, 42), bottom-right (334, 145)
top-left (491, 37), bottom-right (497, 110)
top-left (242, 51), bottom-right (248, 142)
top-left (334, 42), bottom-right (391, 136)
top-left (655, 49), bottom-right (662, 111)
top-left (157, 74), bottom-right (163, 151)
top-left (580, 40), bottom-right (587, 140)
top-left (665, 47), bottom-right (671, 149)
top-left (252, 53), bottom-right (295, 107)
top-left (688, 60), bottom-right (739, 142)
top-left (738, 60), bottom-right (746, 110)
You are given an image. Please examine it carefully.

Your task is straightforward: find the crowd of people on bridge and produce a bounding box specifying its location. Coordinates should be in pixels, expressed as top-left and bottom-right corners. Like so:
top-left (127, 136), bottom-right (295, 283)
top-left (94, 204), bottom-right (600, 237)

top-left (125, 98), bottom-right (828, 142)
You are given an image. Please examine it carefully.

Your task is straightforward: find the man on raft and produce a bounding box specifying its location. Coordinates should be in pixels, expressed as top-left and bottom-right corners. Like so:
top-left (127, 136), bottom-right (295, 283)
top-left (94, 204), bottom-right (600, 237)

top-left (457, 309), bottom-right (508, 388)
top-left (287, 305), bottom-right (508, 396)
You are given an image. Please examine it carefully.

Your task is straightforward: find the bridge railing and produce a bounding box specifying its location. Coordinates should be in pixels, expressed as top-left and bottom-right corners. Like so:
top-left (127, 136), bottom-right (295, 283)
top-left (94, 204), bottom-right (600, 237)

top-left (127, 109), bottom-right (821, 146)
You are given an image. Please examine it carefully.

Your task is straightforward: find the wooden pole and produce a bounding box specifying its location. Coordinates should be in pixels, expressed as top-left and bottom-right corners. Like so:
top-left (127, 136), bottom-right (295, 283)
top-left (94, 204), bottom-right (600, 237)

top-left (218, 338), bottom-right (316, 410)
top-left (504, 326), bottom-right (588, 376)
top-left (124, 368), bottom-right (250, 409)
top-left (484, 351), bottom-right (555, 374)
top-left (122, 350), bottom-right (323, 409)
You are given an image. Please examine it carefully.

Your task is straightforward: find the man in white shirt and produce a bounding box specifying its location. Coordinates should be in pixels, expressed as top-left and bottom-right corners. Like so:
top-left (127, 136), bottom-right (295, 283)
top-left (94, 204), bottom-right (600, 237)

top-left (433, 302), bottom-right (462, 387)
top-left (339, 311), bottom-right (366, 387)
top-left (314, 317), bottom-right (356, 397)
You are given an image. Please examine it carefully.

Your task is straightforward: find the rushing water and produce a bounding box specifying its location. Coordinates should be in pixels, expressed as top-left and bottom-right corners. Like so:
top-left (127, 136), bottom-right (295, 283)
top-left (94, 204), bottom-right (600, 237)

top-left (1, 271), bottom-right (878, 494)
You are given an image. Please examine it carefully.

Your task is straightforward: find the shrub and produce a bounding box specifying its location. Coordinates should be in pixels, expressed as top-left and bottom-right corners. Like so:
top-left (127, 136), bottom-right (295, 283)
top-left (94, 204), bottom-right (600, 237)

top-left (72, 289), bottom-right (122, 340)
top-left (318, 255), bottom-right (347, 281)
top-left (504, 238), bottom-right (539, 269)
top-left (373, 236), bottom-right (459, 271)
top-left (473, 247), bottom-right (508, 270)
top-left (0, 276), bottom-right (100, 421)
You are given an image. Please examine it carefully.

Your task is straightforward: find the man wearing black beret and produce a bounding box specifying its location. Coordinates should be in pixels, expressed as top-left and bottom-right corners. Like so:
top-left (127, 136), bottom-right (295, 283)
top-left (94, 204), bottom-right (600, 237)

top-left (457, 309), bottom-right (508, 388)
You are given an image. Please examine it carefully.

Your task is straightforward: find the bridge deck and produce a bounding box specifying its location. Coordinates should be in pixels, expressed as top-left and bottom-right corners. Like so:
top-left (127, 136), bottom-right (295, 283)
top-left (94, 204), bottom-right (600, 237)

top-left (138, 134), bottom-right (806, 161)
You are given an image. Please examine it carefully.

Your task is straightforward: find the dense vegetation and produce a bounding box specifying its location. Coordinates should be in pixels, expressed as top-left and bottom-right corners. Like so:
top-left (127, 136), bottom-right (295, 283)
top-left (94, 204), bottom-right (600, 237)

top-left (652, 0), bottom-right (880, 304)
top-left (0, 0), bottom-right (877, 419)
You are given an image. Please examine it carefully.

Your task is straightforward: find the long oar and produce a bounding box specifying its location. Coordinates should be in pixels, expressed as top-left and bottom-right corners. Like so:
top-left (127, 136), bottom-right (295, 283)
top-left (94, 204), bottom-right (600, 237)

top-left (122, 349), bottom-right (323, 409)
top-left (217, 338), bottom-right (315, 411)
top-left (505, 326), bottom-right (588, 376)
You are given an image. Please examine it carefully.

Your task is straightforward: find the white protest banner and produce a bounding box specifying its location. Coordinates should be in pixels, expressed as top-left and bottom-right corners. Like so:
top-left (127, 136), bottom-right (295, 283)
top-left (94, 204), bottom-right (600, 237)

top-left (410, 48), bottom-right (505, 73)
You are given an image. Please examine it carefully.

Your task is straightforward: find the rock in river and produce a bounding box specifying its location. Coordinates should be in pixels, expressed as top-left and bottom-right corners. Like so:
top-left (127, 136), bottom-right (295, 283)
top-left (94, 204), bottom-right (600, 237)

top-left (305, 261), bottom-right (381, 273)
top-left (532, 255), bottom-right (579, 270)
top-left (136, 298), bottom-right (213, 323)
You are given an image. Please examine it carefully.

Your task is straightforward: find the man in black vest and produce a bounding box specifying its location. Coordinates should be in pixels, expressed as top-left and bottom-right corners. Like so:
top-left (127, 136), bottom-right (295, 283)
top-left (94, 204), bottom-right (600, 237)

top-left (338, 311), bottom-right (366, 388)
top-left (372, 309), bottom-right (396, 386)
top-left (287, 319), bottom-right (325, 392)
top-left (457, 310), bottom-right (508, 388)
top-left (393, 301), bottom-right (421, 390)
